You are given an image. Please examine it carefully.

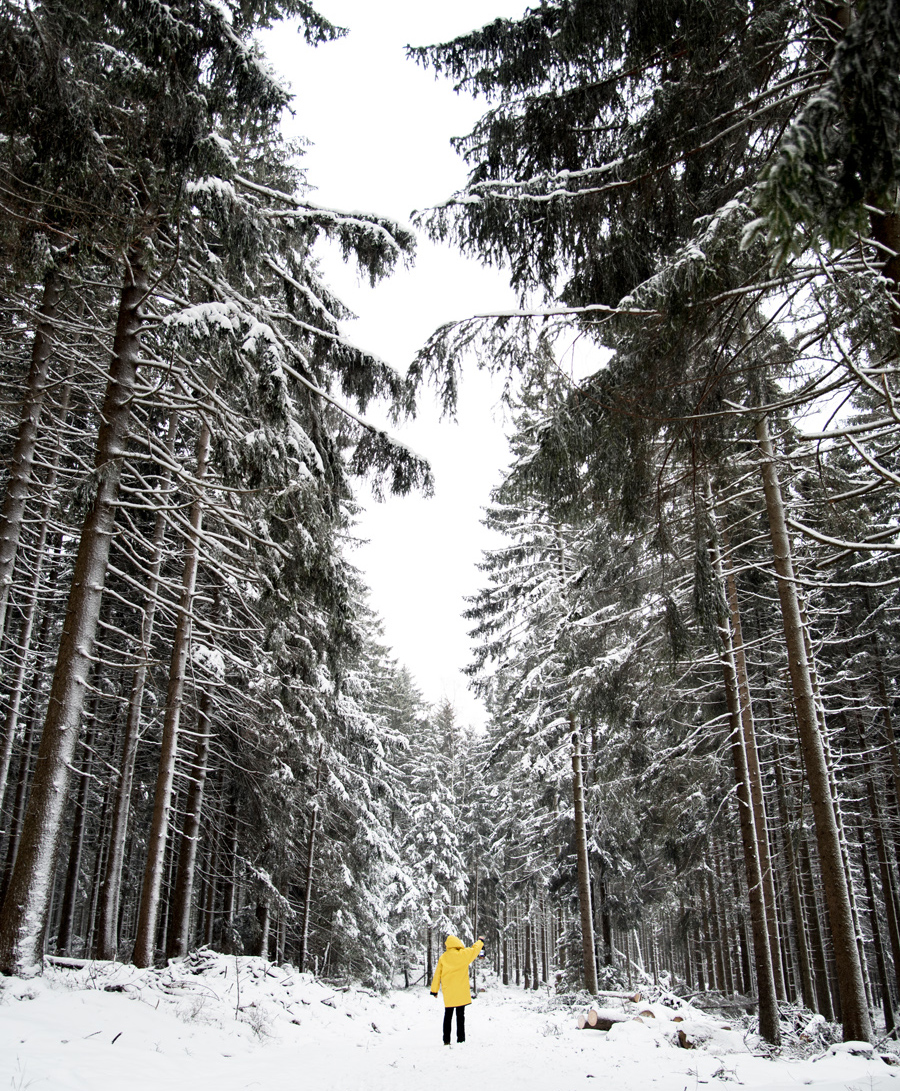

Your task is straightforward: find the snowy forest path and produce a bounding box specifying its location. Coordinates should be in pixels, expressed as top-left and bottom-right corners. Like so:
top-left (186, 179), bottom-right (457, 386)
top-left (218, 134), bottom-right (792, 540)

top-left (0, 964), bottom-right (897, 1091)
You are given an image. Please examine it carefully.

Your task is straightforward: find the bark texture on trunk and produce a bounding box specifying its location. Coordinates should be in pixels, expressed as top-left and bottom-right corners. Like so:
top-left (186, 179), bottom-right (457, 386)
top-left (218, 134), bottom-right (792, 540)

top-left (755, 414), bottom-right (871, 1043)
top-left (0, 254), bottom-right (147, 977)
top-left (132, 405), bottom-right (213, 968)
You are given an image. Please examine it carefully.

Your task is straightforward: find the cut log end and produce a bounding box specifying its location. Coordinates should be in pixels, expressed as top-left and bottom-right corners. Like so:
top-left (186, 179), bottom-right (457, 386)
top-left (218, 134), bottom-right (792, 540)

top-left (579, 1008), bottom-right (629, 1032)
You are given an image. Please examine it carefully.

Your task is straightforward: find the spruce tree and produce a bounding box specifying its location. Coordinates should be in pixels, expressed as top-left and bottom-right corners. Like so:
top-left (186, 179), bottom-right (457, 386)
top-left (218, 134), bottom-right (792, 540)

top-left (0, 0), bottom-right (423, 977)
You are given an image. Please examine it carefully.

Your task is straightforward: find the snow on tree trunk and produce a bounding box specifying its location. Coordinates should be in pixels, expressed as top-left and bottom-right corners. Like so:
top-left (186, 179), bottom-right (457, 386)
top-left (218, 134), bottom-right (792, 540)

top-left (0, 252), bottom-right (148, 977)
top-left (95, 410), bottom-right (178, 961)
top-left (0, 265), bottom-right (65, 642)
top-left (754, 413), bottom-right (872, 1044)
top-left (570, 723), bottom-right (598, 995)
top-left (132, 404), bottom-right (213, 969)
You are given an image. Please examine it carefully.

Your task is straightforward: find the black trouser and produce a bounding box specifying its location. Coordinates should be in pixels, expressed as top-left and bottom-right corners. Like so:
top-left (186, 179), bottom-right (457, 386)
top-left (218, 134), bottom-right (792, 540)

top-left (443, 1004), bottom-right (466, 1043)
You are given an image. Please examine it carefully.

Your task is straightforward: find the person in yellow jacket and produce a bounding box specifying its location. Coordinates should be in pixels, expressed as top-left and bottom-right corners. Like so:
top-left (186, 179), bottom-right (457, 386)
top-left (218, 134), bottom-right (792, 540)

top-left (430, 934), bottom-right (484, 1045)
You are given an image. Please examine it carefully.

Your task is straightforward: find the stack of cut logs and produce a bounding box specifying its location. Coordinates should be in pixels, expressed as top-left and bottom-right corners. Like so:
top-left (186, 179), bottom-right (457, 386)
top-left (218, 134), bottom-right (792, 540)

top-left (576, 993), bottom-right (728, 1049)
top-left (576, 991), bottom-right (643, 1031)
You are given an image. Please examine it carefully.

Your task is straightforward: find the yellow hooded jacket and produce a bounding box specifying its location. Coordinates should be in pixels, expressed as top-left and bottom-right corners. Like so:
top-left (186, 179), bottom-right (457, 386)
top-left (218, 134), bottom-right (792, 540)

top-left (430, 935), bottom-right (483, 1008)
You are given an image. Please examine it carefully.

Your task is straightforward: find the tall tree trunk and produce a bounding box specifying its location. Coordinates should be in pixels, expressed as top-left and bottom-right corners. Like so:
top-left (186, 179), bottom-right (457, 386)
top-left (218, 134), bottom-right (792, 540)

top-left (133, 403), bottom-right (213, 968)
top-left (165, 681), bottom-right (216, 959)
top-left (0, 266), bottom-right (65, 641)
top-left (798, 830), bottom-right (835, 1020)
top-left (598, 866), bottom-right (614, 966)
top-left (706, 866), bottom-right (727, 993)
top-left (859, 827), bottom-right (895, 1035)
top-left (804, 611), bottom-right (871, 1005)
top-left (472, 859), bottom-right (479, 996)
top-left (502, 899), bottom-right (509, 985)
top-left (0, 252), bottom-right (148, 977)
top-left (298, 745), bottom-right (324, 974)
top-left (714, 849), bottom-right (736, 996)
top-left (541, 899), bottom-right (549, 984)
top-left (864, 772), bottom-right (900, 1000)
top-left (83, 777), bottom-right (112, 957)
top-left (514, 909), bottom-right (520, 986)
top-left (730, 864), bottom-right (753, 995)
top-left (56, 718), bottom-right (96, 956)
top-left (680, 904), bottom-right (693, 991)
top-left (771, 745), bottom-right (816, 1010)
top-left (255, 901), bottom-right (269, 958)
top-left (693, 913), bottom-right (706, 992)
top-left (698, 879), bottom-right (720, 991)
top-left (0, 373), bottom-right (72, 810)
top-left (706, 489), bottom-right (780, 1041)
top-left (95, 410), bottom-right (178, 960)
top-left (164, 579), bottom-right (221, 960)
top-left (864, 616), bottom-right (900, 819)
top-left (722, 546), bottom-right (786, 999)
top-left (219, 805), bottom-right (238, 954)
top-left (754, 413), bottom-right (871, 1043)
top-left (523, 914), bottom-right (532, 990)
top-left (531, 913), bottom-right (540, 990)
top-left (570, 721), bottom-right (598, 994)
top-left (199, 833), bottom-right (216, 948)
top-left (0, 684), bottom-right (40, 902)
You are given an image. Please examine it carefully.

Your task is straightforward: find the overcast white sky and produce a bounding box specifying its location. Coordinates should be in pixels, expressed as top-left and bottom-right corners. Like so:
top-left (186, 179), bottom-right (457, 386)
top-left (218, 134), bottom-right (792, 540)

top-left (263, 1), bottom-right (530, 727)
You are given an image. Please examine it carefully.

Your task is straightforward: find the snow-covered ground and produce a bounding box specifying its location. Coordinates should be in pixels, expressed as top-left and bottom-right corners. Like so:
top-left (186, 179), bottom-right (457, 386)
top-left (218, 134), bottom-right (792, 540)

top-left (1, 952), bottom-right (897, 1091)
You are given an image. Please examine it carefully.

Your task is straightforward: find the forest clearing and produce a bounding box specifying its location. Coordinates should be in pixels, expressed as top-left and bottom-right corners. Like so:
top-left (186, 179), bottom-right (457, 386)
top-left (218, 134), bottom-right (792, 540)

top-left (2, 0), bottom-right (900, 1075)
top-left (1, 953), bottom-right (898, 1091)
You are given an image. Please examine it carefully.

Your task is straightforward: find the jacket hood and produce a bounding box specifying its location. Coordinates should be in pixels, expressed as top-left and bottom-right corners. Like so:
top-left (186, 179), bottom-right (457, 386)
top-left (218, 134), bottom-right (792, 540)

top-left (445, 935), bottom-right (464, 950)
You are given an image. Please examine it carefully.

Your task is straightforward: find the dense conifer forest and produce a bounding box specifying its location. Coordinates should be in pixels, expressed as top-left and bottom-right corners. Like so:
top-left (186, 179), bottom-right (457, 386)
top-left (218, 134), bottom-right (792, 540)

top-left (1, 0), bottom-right (900, 1055)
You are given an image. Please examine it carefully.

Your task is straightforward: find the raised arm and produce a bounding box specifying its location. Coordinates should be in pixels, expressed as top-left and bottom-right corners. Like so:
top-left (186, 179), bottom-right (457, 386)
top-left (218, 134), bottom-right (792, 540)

top-left (465, 938), bottom-right (484, 965)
